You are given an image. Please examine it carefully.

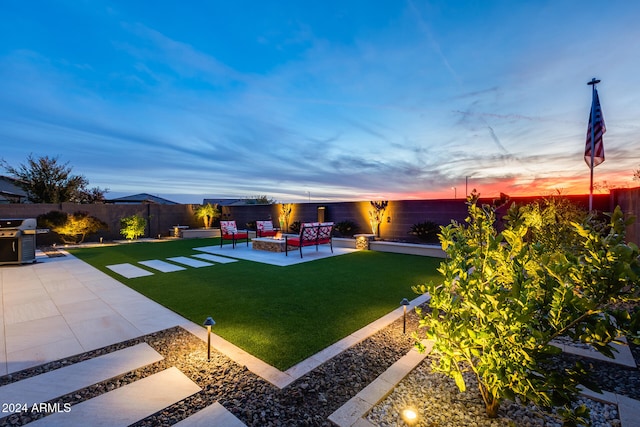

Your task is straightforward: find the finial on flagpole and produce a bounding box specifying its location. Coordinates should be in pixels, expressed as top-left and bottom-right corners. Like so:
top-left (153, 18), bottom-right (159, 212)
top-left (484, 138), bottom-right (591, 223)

top-left (587, 77), bottom-right (601, 86)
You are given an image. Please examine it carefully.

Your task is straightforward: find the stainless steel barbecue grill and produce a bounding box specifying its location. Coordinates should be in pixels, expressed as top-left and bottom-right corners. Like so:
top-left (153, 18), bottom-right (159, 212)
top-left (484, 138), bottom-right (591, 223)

top-left (0, 218), bottom-right (37, 265)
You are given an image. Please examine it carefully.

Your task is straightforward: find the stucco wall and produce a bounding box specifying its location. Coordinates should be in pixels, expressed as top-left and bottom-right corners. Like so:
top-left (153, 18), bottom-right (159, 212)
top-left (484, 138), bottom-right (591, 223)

top-left (0, 191), bottom-right (633, 246)
top-left (0, 203), bottom-right (200, 244)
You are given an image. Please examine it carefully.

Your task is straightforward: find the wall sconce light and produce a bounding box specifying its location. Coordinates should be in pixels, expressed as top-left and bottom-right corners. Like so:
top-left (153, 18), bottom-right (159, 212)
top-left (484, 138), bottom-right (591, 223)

top-left (401, 298), bottom-right (410, 334)
top-left (386, 216), bottom-right (391, 223)
top-left (203, 316), bottom-right (216, 361)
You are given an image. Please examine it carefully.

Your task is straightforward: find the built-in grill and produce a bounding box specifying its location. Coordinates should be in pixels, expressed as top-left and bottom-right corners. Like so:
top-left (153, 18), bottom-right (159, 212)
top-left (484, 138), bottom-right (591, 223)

top-left (0, 218), bottom-right (37, 265)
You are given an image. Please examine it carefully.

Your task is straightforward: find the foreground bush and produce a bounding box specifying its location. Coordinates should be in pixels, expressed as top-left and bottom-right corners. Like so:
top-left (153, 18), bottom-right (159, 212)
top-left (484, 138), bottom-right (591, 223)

top-left (415, 192), bottom-right (640, 423)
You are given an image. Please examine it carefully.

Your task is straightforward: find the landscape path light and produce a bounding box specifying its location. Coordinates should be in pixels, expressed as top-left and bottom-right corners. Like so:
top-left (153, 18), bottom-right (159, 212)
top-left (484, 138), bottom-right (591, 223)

top-left (203, 316), bottom-right (216, 361)
top-left (401, 407), bottom-right (418, 425)
top-left (400, 298), bottom-right (410, 334)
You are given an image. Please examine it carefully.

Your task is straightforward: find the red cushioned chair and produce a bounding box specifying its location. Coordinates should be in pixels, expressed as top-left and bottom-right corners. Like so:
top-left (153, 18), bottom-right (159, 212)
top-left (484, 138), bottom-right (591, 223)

top-left (285, 222), bottom-right (333, 258)
top-left (256, 220), bottom-right (278, 237)
top-left (220, 220), bottom-right (249, 248)
top-left (317, 222), bottom-right (334, 249)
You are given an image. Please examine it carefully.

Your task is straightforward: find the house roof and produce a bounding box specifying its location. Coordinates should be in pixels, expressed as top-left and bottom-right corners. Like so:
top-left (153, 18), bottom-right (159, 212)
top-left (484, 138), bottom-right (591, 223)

top-left (107, 193), bottom-right (178, 205)
top-left (0, 176), bottom-right (29, 202)
top-left (202, 198), bottom-right (249, 206)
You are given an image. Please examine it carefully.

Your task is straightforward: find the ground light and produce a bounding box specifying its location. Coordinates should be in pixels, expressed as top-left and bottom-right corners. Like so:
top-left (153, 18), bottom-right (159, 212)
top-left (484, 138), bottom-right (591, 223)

top-left (203, 316), bottom-right (216, 361)
top-left (401, 407), bottom-right (418, 425)
top-left (401, 298), bottom-right (410, 334)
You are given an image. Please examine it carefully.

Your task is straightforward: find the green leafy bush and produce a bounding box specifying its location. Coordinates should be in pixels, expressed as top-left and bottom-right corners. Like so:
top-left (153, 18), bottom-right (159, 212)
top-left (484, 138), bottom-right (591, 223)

top-left (414, 191), bottom-right (640, 421)
top-left (334, 220), bottom-right (358, 237)
top-left (408, 221), bottom-right (440, 243)
top-left (120, 214), bottom-right (147, 240)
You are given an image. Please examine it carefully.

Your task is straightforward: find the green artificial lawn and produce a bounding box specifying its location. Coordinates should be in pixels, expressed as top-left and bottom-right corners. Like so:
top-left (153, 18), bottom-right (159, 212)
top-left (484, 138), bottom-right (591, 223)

top-left (69, 239), bottom-right (441, 370)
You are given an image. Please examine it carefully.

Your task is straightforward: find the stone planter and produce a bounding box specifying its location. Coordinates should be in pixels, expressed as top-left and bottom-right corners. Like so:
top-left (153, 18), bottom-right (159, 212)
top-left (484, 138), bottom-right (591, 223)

top-left (180, 228), bottom-right (221, 239)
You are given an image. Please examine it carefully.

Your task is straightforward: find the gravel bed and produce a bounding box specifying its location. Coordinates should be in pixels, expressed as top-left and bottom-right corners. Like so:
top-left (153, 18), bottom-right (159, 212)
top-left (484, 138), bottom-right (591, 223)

top-left (0, 314), bottom-right (419, 427)
top-left (367, 338), bottom-right (640, 427)
top-left (0, 308), bottom-right (637, 427)
top-left (367, 355), bottom-right (621, 427)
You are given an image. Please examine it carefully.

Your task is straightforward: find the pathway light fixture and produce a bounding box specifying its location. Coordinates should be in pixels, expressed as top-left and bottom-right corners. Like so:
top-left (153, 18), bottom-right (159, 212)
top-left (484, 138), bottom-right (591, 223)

top-left (203, 316), bottom-right (216, 361)
top-left (401, 298), bottom-right (410, 334)
top-left (401, 407), bottom-right (418, 425)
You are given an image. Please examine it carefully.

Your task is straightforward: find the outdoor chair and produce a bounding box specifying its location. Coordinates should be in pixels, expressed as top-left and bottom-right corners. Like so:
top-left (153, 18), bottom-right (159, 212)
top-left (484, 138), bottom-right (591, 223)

top-left (220, 220), bottom-right (249, 248)
top-left (317, 222), bottom-right (334, 248)
top-left (285, 222), bottom-right (333, 258)
top-left (256, 220), bottom-right (278, 237)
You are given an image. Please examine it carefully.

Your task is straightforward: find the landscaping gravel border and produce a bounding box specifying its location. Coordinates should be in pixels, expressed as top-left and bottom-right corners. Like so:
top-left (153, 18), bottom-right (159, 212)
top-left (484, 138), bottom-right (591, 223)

top-left (0, 307), bottom-right (638, 426)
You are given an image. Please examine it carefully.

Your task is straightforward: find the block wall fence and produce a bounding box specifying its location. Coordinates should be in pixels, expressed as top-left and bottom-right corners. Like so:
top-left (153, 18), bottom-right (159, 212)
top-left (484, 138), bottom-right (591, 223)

top-left (0, 191), bottom-right (636, 246)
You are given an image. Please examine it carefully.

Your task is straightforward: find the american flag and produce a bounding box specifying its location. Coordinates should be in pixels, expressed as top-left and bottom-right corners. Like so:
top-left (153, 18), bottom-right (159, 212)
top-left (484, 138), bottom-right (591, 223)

top-left (584, 89), bottom-right (606, 168)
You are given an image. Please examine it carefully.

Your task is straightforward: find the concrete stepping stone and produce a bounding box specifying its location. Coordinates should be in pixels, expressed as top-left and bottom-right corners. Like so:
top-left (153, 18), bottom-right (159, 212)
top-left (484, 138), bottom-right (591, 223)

top-left (138, 259), bottom-right (186, 273)
top-left (0, 343), bottom-right (163, 414)
top-left (173, 402), bottom-right (246, 426)
top-left (552, 336), bottom-right (637, 368)
top-left (191, 252), bottom-right (238, 264)
top-left (167, 256), bottom-right (214, 268)
top-left (106, 263), bottom-right (154, 279)
top-left (28, 367), bottom-right (201, 426)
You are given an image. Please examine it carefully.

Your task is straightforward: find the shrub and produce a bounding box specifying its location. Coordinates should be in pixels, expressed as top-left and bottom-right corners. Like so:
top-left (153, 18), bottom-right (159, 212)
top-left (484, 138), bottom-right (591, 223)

top-left (38, 210), bottom-right (68, 230)
top-left (414, 191), bottom-right (640, 422)
top-left (120, 214), bottom-right (147, 240)
top-left (408, 221), bottom-right (440, 243)
top-left (289, 221), bottom-right (301, 234)
top-left (38, 210), bottom-right (107, 244)
top-left (334, 220), bottom-right (358, 237)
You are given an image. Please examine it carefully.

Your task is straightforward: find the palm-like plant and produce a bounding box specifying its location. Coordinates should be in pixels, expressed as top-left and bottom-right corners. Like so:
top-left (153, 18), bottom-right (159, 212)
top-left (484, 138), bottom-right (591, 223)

top-left (194, 203), bottom-right (220, 228)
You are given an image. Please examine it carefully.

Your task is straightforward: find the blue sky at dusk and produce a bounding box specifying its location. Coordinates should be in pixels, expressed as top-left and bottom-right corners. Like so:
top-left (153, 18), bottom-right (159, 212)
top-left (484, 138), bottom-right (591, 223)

top-left (1, 1), bottom-right (639, 203)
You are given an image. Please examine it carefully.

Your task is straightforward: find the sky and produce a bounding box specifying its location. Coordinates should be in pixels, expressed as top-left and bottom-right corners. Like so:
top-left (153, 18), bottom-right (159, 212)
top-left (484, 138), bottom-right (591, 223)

top-left (1, 1), bottom-right (640, 204)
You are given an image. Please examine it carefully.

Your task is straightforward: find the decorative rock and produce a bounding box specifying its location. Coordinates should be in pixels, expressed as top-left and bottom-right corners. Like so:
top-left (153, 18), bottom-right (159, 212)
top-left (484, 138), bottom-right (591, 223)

top-left (0, 309), bottom-right (637, 426)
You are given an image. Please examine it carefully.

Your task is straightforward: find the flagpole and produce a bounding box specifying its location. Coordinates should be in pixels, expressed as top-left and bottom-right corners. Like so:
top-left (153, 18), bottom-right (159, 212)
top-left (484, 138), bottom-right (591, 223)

top-left (587, 77), bottom-right (600, 211)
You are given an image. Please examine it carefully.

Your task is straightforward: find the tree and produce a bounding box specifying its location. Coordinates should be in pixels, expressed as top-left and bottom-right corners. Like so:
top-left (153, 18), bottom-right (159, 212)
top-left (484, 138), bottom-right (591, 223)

top-left (279, 203), bottom-right (292, 232)
top-left (414, 191), bottom-right (640, 422)
top-left (245, 195), bottom-right (276, 204)
top-left (120, 214), bottom-right (146, 240)
top-left (368, 200), bottom-right (388, 237)
top-left (194, 203), bottom-right (220, 228)
top-left (38, 211), bottom-right (107, 244)
top-left (1, 154), bottom-right (107, 203)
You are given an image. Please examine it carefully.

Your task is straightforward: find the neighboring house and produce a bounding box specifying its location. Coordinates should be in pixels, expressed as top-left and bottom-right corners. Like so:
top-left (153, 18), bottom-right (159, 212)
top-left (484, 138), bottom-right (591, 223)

top-left (107, 193), bottom-right (178, 205)
top-left (0, 176), bottom-right (29, 203)
top-left (202, 198), bottom-right (251, 206)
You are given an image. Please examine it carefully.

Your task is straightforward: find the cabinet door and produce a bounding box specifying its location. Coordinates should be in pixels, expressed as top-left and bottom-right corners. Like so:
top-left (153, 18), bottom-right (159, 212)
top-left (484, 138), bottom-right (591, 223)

top-left (0, 239), bottom-right (19, 262)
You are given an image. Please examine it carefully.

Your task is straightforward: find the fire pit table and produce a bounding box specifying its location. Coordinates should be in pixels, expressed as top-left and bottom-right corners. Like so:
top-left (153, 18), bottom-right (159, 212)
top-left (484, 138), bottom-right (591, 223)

top-left (252, 236), bottom-right (296, 253)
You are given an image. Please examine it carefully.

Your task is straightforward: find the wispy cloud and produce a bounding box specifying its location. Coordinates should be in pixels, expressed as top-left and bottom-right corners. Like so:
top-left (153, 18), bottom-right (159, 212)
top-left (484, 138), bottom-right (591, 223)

top-left (1, 1), bottom-right (639, 203)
